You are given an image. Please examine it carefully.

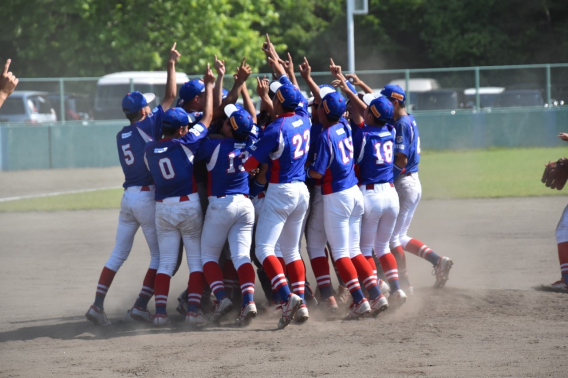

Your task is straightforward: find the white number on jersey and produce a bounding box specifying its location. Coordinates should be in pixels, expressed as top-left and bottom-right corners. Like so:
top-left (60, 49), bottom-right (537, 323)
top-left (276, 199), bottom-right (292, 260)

top-left (292, 130), bottom-right (310, 159)
top-left (158, 157), bottom-right (175, 180)
top-left (338, 136), bottom-right (354, 164)
top-left (227, 150), bottom-right (250, 173)
top-left (122, 144), bottom-right (134, 166)
top-left (373, 140), bottom-right (394, 165)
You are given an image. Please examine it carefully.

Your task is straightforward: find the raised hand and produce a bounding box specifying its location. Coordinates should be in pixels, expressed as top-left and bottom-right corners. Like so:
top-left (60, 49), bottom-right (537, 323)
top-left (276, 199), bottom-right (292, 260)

top-left (0, 59), bottom-right (19, 96)
top-left (559, 133), bottom-right (568, 142)
top-left (298, 57), bottom-right (311, 79)
top-left (236, 57), bottom-right (252, 82)
top-left (168, 42), bottom-right (181, 64)
top-left (214, 54), bottom-right (226, 76)
top-left (204, 63), bottom-right (216, 86)
top-left (279, 52), bottom-right (294, 77)
top-left (345, 73), bottom-right (362, 86)
top-left (256, 76), bottom-right (270, 98)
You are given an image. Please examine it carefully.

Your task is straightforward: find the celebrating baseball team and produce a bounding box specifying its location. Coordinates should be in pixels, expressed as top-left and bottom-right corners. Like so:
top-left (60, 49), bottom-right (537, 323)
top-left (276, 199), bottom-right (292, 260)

top-left (85, 35), bottom-right (454, 330)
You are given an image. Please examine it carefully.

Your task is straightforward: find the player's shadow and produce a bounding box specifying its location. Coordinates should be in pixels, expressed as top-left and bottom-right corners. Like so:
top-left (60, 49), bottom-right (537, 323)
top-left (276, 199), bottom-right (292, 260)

top-left (0, 315), bottom-right (277, 342)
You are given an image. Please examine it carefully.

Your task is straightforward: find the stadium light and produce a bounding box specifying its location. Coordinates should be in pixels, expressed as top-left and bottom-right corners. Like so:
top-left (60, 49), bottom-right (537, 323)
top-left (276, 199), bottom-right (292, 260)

top-left (347, 0), bottom-right (368, 73)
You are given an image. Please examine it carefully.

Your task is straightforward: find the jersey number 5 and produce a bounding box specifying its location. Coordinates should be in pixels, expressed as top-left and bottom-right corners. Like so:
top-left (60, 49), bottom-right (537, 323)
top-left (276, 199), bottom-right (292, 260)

top-left (292, 130), bottom-right (310, 159)
top-left (374, 141), bottom-right (394, 164)
top-left (122, 144), bottom-right (134, 166)
top-left (158, 157), bottom-right (176, 180)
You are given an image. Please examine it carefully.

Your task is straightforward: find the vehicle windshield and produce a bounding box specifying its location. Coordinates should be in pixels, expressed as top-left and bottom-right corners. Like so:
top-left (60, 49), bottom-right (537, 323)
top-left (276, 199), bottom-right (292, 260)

top-left (494, 92), bottom-right (544, 107)
top-left (27, 95), bottom-right (55, 114)
top-left (0, 97), bottom-right (25, 115)
top-left (95, 84), bottom-right (154, 110)
top-left (415, 92), bottom-right (458, 110)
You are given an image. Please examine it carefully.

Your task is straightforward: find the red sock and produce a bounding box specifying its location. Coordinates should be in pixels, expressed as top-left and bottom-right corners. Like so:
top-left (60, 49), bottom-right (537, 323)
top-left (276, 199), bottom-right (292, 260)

top-left (154, 273), bottom-right (171, 313)
top-left (238, 263), bottom-right (256, 304)
top-left (203, 262), bottom-right (225, 298)
top-left (334, 257), bottom-right (361, 293)
top-left (222, 260), bottom-right (238, 298)
top-left (137, 268), bottom-right (156, 299)
top-left (365, 256), bottom-right (377, 280)
top-left (187, 271), bottom-right (205, 309)
top-left (286, 259), bottom-right (306, 299)
top-left (558, 242), bottom-right (568, 278)
top-left (406, 238), bottom-right (432, 260)
top-left (310, 256), bottom-right (332, 289)
top-left (96, 267), bottom-right (116, 299)
top-left (277, 257), bottom-right (287, 276)
top-left (262, 255), bottom-right (287, 291)
top-left (351, 254), bottom-right (377, 290)
top-left (391, 246), bottom-right (407, 277)
top-left (378, 253), bottom-right (399, 284)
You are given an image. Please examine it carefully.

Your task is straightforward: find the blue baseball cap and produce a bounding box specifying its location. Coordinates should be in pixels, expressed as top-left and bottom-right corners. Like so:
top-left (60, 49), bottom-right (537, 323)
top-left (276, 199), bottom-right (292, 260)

top-left (321, 91), bottom-right (346, 120)
top-left (380, 84), bottom-right (406, 103)
top-left (224, 104), bottom-right (253, 137)
top-left (273, 84), bottom-right (302, 109)
top-left (163, 107), bottom-right (191, 129)
top-left (179, 79), bottom-right (205, 101)
top-left (363, 94), bottom-right (393, 122)
top-left (308, 84), bottom-right (336, 106)
top-left (122, 91), bottom-right (155, 114)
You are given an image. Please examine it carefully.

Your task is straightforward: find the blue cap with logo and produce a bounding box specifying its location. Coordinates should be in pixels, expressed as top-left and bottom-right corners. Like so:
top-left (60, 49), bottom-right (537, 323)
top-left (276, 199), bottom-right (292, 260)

top-left (122, 91), bottom-right (155, 114)
top-left (163, 107), bottom-right (191, 129)
top-left (321, 91), bottom-right (346, 120)
top-left (179, 79), bottom-right (205, 101)
top-left (380, 84), bottom-right (406, 103)
top-left (224, 104), bottom-right (253, 137)
top-left (271, 83), bottom-right (302, 109)
top-left (363, 94), bottom-right (393, 122)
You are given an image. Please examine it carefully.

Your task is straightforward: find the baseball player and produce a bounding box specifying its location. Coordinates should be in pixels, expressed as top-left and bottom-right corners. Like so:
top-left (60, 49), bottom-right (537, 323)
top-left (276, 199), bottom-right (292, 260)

top-left (144, 65), bottom-right (215, 326)
top-left (544, 132), bottom-right (568, 291)
top-left (381, 84), bottom-right (453, 290)
top-left (306, 79), bottom-right (388, 319)
top-left (334, 79), bottom-right (408, 307)
top-left (239, 36), bottom-right (309, 329)
top-left (85, 44), bottom-right (180, 326)
top-left (198, 105), bottom-right (257, 326)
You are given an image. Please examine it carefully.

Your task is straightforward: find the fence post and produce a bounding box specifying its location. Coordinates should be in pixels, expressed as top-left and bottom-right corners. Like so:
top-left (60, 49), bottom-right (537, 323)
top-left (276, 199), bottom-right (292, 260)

top-left (59, 78), bottom-right (65, 124)
top-left (130, 78), bottom-right (134, 93)
top-left (475, 67), bottom-right (480, 110)
top-left (546, 64), bottom-right (551, 106)
top-left (405, 69), bottom-right (410, 104)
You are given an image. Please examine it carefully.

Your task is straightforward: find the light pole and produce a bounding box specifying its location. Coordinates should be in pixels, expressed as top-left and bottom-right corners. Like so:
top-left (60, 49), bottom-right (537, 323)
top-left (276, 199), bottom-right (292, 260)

top-left (347, 0), bottom-right (368, 73)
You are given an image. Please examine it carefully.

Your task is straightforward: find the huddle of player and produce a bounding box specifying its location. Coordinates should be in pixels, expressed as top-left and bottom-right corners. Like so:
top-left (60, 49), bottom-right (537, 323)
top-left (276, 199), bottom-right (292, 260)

top-left (86, 36), bottom-right (453, 330)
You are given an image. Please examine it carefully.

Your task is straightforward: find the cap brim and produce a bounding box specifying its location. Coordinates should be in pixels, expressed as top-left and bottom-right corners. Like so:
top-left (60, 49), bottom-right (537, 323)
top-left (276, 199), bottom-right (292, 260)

top-left (224, 104), bottom-right (239, 118)
top-left (319, 87), bottom-right (336, 99)
top-left (143, 93), bottom-right (156, 104)
top-left (362, 93), bottom-right (376, 106)
top-left (269, 81), bottom-right (283, 94)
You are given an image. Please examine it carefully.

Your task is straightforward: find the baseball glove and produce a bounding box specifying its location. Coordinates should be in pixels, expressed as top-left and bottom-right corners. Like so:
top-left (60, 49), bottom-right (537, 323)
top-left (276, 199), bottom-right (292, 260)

top-left (542, 157), bottom-right (568, 190)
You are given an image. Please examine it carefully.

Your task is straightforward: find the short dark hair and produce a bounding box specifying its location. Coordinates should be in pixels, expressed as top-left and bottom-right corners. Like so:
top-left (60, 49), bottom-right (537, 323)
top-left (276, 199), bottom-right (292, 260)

top-left (281, 105), bottom-right (296, 113)
top-left (389, 98), bottom-right (405, 108)
top-left (162, 126), bottom-right (178, 137)
top-left (231, 130), bottom-right (249, 141)
top-left (325, 114), bottom-right (341, 124)
top-left (125, 111), bottom-right (139, 121)
top-left (372, 119), bottom-right (387, 127)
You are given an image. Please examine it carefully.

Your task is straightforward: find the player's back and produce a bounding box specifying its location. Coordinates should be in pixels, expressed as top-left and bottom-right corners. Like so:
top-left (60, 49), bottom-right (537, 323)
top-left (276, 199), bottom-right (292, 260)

top-left (355, 123), bottom-right (396, 184)
top-left (200, 137), bottom-right (254, 197)
top-left (394, 114), bottom-right (420, 173)
top-left (316, 121), bottom-right (358, 195)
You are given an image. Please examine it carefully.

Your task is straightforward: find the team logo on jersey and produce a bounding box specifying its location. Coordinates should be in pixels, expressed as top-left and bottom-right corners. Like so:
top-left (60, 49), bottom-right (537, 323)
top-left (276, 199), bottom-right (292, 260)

top-left (121, 131), bottom-right (132, 139)
top-left (391, 92), bottom-right (404, 101)
top-left (323, 100), bottom-right (330, 114)
top-left (379, 131), bottom-right (392, 137)
top-left (154, 147), bottom-right (168, 153)
top-left (370, 105), bottom-right (381, 118)
top-left (336, 128), bottom-right (345, 136)
top-left (396, 136), bottom-right (403, 143)
top-left (230, 116), bottom-right (239, 131)
top-left (276, 89), bottom-right (285, 104)
top-left (234, 143), bottom-right (246, 149)
top-left (292, 119), bottom-right (303, 127)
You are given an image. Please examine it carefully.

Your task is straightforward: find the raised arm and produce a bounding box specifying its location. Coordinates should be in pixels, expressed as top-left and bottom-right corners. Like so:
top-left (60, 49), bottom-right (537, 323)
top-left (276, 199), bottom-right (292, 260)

top-left (279, 52), bottom-right (298, 87)
top-left (262, 34), bottom-right (286, 79)
top-left (298, 56), bottom-right (321, 104)
top-left (256, 76), bottom-right (275, 120)
top-left (241, 78), bottom-right (257, 124)
top-left (161, 43), bottom-right (181, 110)
top-left (330, 58), bottom-right (365, 125)
top-left (212, 57), bottom-right (251, 120)
top-left (345, 73), bottom-right (374, 94)
top-left (200, 64), bottom-right (216, 128)
top-left (213, 54), bottom-right (226, 109)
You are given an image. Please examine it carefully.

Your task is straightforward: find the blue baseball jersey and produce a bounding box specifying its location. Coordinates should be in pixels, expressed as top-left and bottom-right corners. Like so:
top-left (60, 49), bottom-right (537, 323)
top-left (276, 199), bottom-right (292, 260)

top-left (196, 137), bottom-right (253, 197)
top-left (352, 120), bottom-right (396, 184)
top-left (394, 114), bottom-right (420, 173)
top-left (117, 105), bottom-right (165, 188)
top-left (144, 123), bottom-right (208, 200)
top-left (310, 122), bottom-right (358, 195)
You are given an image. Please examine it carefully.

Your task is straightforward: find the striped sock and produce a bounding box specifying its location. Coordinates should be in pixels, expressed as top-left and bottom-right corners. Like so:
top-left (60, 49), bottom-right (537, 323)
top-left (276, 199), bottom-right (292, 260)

top-left (134, 268), bottom-right (157, 309)
top-left (154, 273), bottom-right (171, 315)
top-left (223, 260), bottom-right (238, 300)
top-left (334, 257), bottom-right (364, 303)
top-left (406, 238), bottom-right (441, 266)
top-left (351, 254), bottom-right (380, 300)
top-left (558, 242), bottom-right (568, 283)
top-left (187, 271), bottom-right (205, 314)
top-left (286, 259), bottom-right (306, 300)
top-left (238, 263), bottom-right (256, 306)
top-left (311, 256), bottom-right (333, 300)
top-left (203, 262), bottom-right (226, 302)
top-left (262, 255), bottom-right (291, 302)
top-left (93, 266), bottom-right (116, 310)
top-left (378, 253), bottom-right (401, 291)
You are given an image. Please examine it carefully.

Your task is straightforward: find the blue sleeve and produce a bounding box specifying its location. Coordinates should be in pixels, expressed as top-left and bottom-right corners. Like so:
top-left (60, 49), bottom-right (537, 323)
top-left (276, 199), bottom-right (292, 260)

top-left (178, 122), bottom-right (208, 151)
top-left (353, 125), bottom-right (364, 164)
top-left (136, 105), bottom-right (164, 141)
top-left (307, 123), bottom-right (322, 163)
top-left (195, 138), bottom-right (221, 161)
top-left (249, 124), bottom-right (260, 142)
top-left (310, 131), bottom-right (331, 176)
top-left (394, 119), bottom-right (411, 156)
top-left (247, 120), bottom-right (280, 164)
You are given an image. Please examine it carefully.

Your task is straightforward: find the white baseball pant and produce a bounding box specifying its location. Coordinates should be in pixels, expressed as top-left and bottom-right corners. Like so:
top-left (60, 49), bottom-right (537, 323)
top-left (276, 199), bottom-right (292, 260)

top-left (323, 185), bottom-right (364, 260)
top-left (201, 195), bottom-right (255, 269)
top-left (360, 183), bottom-right (400, 259)
top-left (105, 186), bottom-right (160, 272)
top-left (306, 186), bottom-right (327, 260)
top-left (155, 193), bottom-right (203, 277)
top-left (390, 173), bottom-right (421, 250)
top-left (556, 204), bottom-right (568, 243)
top-left (255, 181), bottom-right (310, 265)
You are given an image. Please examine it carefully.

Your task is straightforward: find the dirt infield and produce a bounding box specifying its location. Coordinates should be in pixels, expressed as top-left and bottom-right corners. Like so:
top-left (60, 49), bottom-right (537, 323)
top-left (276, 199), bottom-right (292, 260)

top-left (1, 185), bottom-right (568, 376)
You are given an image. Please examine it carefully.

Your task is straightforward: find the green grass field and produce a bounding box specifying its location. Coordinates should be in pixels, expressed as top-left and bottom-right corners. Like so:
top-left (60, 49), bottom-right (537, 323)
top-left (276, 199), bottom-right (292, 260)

top-left (0, 147), bottom-right (566, 212)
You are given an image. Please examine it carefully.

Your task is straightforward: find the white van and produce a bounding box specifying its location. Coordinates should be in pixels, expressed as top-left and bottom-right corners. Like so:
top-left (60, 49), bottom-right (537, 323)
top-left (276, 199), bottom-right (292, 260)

top-left (385, 78), bottom-right (440, 93)
top-left (463, 87), bottom-right (505, 108)
top-left (94, 71), bottom-right (190, 120)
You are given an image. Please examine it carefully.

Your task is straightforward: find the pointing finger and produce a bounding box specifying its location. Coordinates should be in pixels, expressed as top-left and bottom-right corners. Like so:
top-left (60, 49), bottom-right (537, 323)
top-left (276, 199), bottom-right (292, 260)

top-left (215, 54), bottom-right (218, 61)
top-left (265, 33), bottom-right (271, 44)
top-left (330, 58), bottom-right (335, 66)
top-left (287, 52), bottom-right (292, 62)
top-left (241, 57), bottom-right (246, 67)
top-left (171, 42), bottom-right (177, 50)
top-left (3, 59), bottom-right (11, 75)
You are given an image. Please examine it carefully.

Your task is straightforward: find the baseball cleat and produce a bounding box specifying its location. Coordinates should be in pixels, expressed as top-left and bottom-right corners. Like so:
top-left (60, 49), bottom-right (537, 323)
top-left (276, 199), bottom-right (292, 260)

top-left (153, 313), bottom-right (171, 326)
top-left (277, 294), bottom-right (303, 330)
top-left (344, 298), bottom-right (371, 320)
top-left (236, 302), bottom-right (257, 327)
top-left (85, 305), bottom-right (111, 326)
top-left (389, 289), bottom-right (407, 310)
top-left (433, 256), bottom-right (453, 288)
top-left (212, 297), bottom-right (234, 323)
top-left (378, 279), bottom-right (390, 299)
top-left (186, 309), bottom-right (208, 327)
top-left (549, 278), bottom-right (568, 292)
top-left (294, 304), bottom-right (310, 324)
top-left (176, 290), bottom-right (188, 316)
top-left (322, 296), bottom-right (339, 312)
top-left (369, 295), bottom-right (389, 318)
top-left (400, 275), bottom-right (414, 296)
top-left (336, 285), bottom-right (350, 305)
top-left (125, 306), bottom-right (153, 322)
